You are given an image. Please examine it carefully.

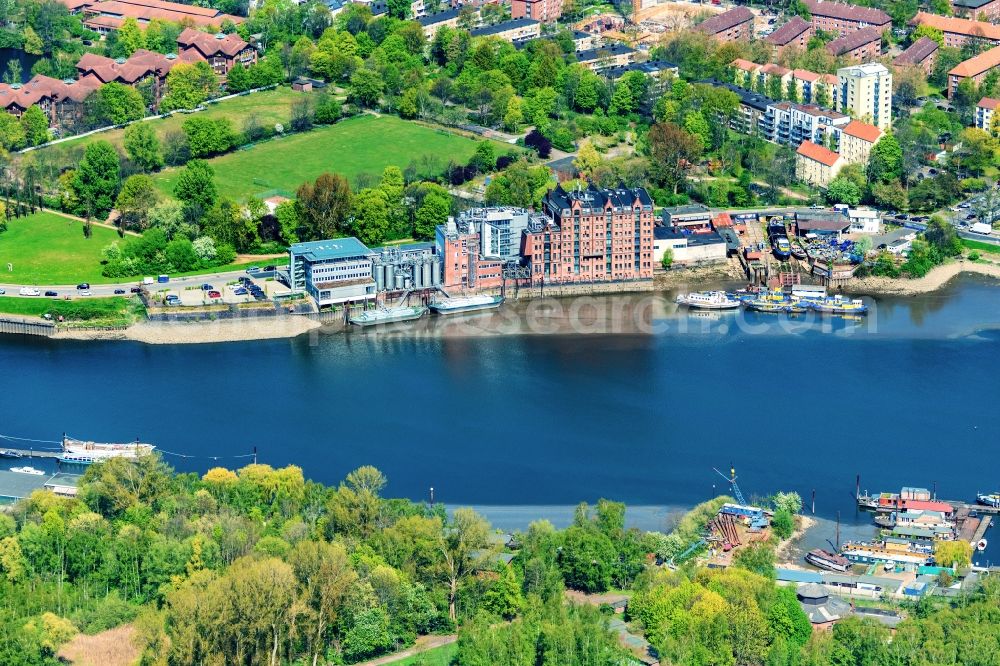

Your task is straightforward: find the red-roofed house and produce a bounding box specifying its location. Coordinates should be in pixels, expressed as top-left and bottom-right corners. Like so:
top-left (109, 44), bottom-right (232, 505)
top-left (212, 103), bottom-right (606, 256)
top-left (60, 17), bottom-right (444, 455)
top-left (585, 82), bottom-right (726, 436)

top-left (760, 62), bottom-right (792, 92)
top-left (826, 25), bottom-right (883, 60)
top-left (893, 36), bottom-right (939, 75)
top-left (949, 45), bottom-right (1000, 97)
top-left (730, 58), bottom-right (761, 88)
top-left (790, 69), bottom-right (821, 103)
top-left (176, 28), bottom-right (256, 76)
top-left (839, 119), bottom-right (882, 164)
top-left (802, 0), bottom-right (890, 36)
top-left (696, 7), bottom-right (754, 43)
top-left (765, 16), bottom-right (812, 56)
top-left (976, 97), bottom-right (998, 133)
top-left (796, 140), bottom-right (845, 187)
top-left (82, 0), bottom-right (242, 34)
top-left (0, 75), bottom-right (100, 127)
top-left (76, 49), bottom-right (181, 102)
top-left (910, 12), bottom-right (1000, 48)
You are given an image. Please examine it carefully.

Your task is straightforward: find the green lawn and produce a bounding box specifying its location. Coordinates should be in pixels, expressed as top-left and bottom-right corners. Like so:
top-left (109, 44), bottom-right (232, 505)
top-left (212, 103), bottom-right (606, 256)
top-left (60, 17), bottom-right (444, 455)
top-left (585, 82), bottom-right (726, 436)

top-left (36, 87), bottom-right (320, 158)
top-left (0, 296), bottom-right (139, 326)
top-left (0, 213), bottom-right (121, 284)
top-left (386, 642), bottom-right (457, 666)
top-left (962, 239), bottom-right (1000, 254)
top-left (150, 115), bottom-right (512, 201)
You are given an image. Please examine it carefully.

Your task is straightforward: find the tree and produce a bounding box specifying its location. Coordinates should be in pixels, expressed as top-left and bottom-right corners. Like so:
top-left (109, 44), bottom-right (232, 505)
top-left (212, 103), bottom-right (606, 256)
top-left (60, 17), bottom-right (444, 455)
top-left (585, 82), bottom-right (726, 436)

top-left (935, 540), bottom-right (971, 569)
top-left (19, 105), bottom-right (49, 146)
top-left (203, 197), bottom-right (260, 252)
top-left (160, 61), bottom-right (217, 112)
top-left (826, 176), bottom-right (862, 205)
top-left (173, 159), bottom-right (217, 217)
top-left (23, 26), bottom-right (44, 56)
top-left (912, 24), bottom-right (943, 46)
top-left (660, 248), bottom-right (673, 269)
top-left (573, 140), bottom-right (602, 177)
top-left (351, 187), bottom-right (390, 246)
top-left (414, 185), bottom-right (450, 240)
top-left (93, 83), bottom-right (146, 125)
top-left (349, 68), bottom-right (384, 107)
top-left (115, 17), bottom-right (145, 57)
top-left (732, 542), bottom-right (776, 579)
top-left (438, 508), bottom-right (491, 621)
top-left (386, 0), bottom-right (409, 18)
top-left (226, 64), bottom-right (253, 93)
top-left (648, 122), bottom-right (702, 194)
top-left (72, 141), bottom-right (121, 219)
top-left (482, 565), bottom-right (522, 620)
top-left (295, 172), bottom-right (353, 241)
top-left (115, 175), bottom-right (160, 231)
top-left (123, 123), bottom-right (163, 172)
top-left (473, 141), bottom-right (497, 171)
top-left (182, 117), bottom-right (235, 157)
top-left (289, 540), bottom-right (357, 666)
top-left (0, 112), bottom-right (26, 151)
top-left (558, 525), bottom-right (615, 593)
top-left (771, 509), bottom-right (794, 540)
top-left (867, 133), bottom-right (903, 183)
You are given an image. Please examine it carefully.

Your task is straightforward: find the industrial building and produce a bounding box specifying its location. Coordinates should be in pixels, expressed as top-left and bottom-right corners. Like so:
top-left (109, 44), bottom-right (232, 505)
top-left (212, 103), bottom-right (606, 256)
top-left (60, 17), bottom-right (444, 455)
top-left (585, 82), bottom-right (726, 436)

top-left (371, 243), bottom-right (442, 293)
top-left (289, 238), bottom-right (377, 308)
top-left (436, 207), bottom-right (537, 291)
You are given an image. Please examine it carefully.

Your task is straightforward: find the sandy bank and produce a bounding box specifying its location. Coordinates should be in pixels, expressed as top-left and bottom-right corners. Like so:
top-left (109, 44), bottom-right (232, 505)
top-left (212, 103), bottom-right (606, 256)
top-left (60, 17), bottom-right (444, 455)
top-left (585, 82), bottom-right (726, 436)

top-left (55, 316), bottom-right (321, 345)
top-left (848, 260), bottom-right (1000, 297)
top-left (776, 514), bottom-right (816, 563)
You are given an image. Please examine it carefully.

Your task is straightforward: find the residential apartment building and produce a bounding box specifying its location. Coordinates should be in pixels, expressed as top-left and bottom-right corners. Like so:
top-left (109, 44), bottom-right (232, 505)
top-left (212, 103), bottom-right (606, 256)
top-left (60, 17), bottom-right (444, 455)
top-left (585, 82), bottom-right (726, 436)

top-left (976, 97), bottom-right (998, 133)
top-left (80, 0), bottom-right (242, 34)
top-left (702, 79), bottom-right (773, 135)
top-left (802, 0), bottom-right (890, 36)
top-left (765, 16), bottom-right (812, 57)
top-left (576, 44), bottom-right (636, 71)
top-left (796, 140), bottom-right (846, 187)
top-left (288, 238), bottom-right (376, 307)
top-left (176, 29), bottom-right (256, 77)
top-left (948, 45), bottom-right (1000, 97)
top-left (696, 7), bottom-right (754, 43)
top-left (893, 37), bottom-right (939, 75)
top-left (826, 25), bottom-right (883, 60)
top-left (951, 0), bottom-right (1000, 22)
top-left (760, 102), bottom-right (851, 148)
top-left (791, 69), bottom-right (822, 103)
top-left (76, 49), bottom-right (179, 104)
top-left (511, 0), bottom-right (561, 23)
top-left (520, 184), bottom-right (655, 283)
top-left (759, 63), bottom-right (792, 93)
top-left (836, 63), bottom-right (892, 130)
top-left (838, 119), bottom-right (883, 164)
top-left (469, 18), bottom-right (541, 43)
top-left (910, 12), bottom-right (1000, 49)
top-left (0, 75), bottom-right (99, 125)
top-left (416, 8), bottom-right (464, 38)
top-left (731, 59), bottom-right (762, 88)
top-left (435, 208), bottom-right (535, 290)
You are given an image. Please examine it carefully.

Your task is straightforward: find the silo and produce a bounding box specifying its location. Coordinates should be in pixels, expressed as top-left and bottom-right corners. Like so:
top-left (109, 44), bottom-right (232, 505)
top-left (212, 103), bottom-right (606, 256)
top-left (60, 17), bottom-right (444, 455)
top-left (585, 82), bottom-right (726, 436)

top-left (432, 260), bottom-right (441, 286)
top-left (422, 260), bottom-right (431, 287)
top-left (374, 264), bottom-right (384, 291)
top-left (385, 267), bottom-right (395, 290)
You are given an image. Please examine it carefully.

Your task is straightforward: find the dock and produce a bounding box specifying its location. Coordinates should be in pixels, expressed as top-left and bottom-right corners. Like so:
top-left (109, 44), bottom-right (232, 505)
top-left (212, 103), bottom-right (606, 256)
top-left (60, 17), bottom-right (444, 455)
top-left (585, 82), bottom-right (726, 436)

top-left (971, 515), bottom-right (992, 545)
top-left (0, 448), bottom-right (62, 459)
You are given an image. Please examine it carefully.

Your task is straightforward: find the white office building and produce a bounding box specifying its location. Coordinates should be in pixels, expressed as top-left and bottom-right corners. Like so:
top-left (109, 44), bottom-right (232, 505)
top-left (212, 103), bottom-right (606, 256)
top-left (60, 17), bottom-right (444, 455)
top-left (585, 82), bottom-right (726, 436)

top-left (289, 238), bottom-right (376, 307)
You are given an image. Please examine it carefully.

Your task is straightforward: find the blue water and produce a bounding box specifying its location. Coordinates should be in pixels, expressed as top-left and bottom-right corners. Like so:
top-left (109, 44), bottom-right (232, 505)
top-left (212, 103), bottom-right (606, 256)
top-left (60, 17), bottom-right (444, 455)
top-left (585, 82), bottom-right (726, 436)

top-left (2, 275), bottom-right (1000, 529)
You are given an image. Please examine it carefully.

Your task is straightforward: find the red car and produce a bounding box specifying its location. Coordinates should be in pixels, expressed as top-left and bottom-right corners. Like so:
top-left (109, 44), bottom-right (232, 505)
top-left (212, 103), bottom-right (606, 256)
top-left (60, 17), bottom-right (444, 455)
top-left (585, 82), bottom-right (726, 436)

top-left (208, 291), bottom-right (222, 299)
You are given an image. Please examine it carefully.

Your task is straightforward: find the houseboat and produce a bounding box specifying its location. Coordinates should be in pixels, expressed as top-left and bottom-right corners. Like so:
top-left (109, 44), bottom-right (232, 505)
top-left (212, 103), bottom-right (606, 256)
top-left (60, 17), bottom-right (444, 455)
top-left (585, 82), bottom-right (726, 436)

top-left (349, 305), bottom-right (428, 327)
top-left (429, 295), bottom-right (504, 315)
top-left (60, 436), bottom-right (155, 464)
top-left (841, 539), bottom-right (932, 568)
top-left (805, 549), bottom-right (851, 572)
top-left (675, 291), bottom-right (742, 310)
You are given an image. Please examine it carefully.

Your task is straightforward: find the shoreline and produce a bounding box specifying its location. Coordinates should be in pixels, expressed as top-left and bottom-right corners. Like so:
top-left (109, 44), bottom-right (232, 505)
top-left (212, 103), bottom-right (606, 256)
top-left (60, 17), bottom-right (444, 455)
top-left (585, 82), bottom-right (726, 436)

top-left (847, 260), bottom-right (1000, 297)
top-left (54, 316), bottom-right (322, 345)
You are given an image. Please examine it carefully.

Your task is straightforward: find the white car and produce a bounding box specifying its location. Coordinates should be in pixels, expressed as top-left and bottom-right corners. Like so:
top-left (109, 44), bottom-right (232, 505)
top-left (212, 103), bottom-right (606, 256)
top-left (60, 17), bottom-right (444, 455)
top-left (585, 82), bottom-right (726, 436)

top-left (0, 288), bottom-right (5, 295)
top-left (19, 287), bottom-right (40, 296)
top-left (79, 290), bottom-right (92, 296)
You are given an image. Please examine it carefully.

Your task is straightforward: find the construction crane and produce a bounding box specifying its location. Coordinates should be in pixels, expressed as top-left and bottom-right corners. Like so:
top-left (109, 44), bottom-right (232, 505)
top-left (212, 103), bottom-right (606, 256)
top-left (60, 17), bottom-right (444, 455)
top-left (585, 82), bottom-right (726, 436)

top-left (713, 465), bottom-right (747, 506)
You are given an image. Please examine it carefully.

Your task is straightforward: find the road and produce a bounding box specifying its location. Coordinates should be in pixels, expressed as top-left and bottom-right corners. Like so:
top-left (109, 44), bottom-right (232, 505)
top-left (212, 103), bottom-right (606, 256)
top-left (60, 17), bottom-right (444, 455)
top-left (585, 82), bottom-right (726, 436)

top-left (0, 268), bottom-right (282, 299)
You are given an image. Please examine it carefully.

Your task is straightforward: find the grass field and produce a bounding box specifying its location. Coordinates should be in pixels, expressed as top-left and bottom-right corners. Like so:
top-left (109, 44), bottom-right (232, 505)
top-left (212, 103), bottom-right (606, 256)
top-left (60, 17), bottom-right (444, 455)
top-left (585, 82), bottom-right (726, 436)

top-left (0, 296), bottom-right (140, 326)
top-left (962, 239), bottom-right (1000, 254)
top-left (150, 115), bottom-right (510, 201)
top-left (388, 642), bottom-right (457, 666)
top-left (0, 212), bottom-right (121, 284)
top-left (36, 87), bottom-right (319, 158)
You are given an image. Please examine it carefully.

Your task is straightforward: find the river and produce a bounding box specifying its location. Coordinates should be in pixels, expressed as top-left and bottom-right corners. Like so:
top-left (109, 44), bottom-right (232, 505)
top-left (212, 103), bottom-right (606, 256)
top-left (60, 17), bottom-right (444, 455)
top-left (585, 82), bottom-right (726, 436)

top-left (2, 276), bottom-right (1000, 555)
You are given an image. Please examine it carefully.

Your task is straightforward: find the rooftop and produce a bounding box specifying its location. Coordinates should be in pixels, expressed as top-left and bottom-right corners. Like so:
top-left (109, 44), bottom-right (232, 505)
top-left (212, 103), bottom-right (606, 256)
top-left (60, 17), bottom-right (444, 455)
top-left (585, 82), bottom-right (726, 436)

top-left (469, 18), bottom-right (540, 38)
top-left (802, 0), bottom-right (890, 25)
top-left (696, 6), bottom-right (754, 35)
top-left (0, 470), bottom-right (50, 500)
top-left (545, 182), bottom-right (653, 212)
top-left (575, 44), bottom-right (636, 62)
top-left (731, 58), bottom-right (759, 72)
top-left (979, 97), bottom-right (999, 109)
top-left (663, 203), bottom-right (712, 217)
top-left (600, 60), bottom-right (678, 78)
top-left (416, 7), bottom-right (461, 25)
top-left (950, 44), bottom-right (1000, 78)
top-left (796, 210), bottom-right (852, 230)
top-left (291, 237), bottom-right (373, 262)
top-left (792, 68), bottom-right (821, 82)
top-left (842, 119), bottom-right (882, 142)
top-left (894, 36), bottom-right (939, 66)
top-left (177, 27), bottom-right (250, 57)
top-left (766, 16), bottom-right (812, 46)
top-left (838, 62), bottom-right (890, 77)
top-left (761, 63), bottom-right (791, 76)
top-left (700, 78), bottom-right (774, 112)
top-left (826, 25), bottom-right (883, 56)
top-left (796, 140), bottom-right (843, 168)
top-left (910, 12), bottom-right (1000, 42)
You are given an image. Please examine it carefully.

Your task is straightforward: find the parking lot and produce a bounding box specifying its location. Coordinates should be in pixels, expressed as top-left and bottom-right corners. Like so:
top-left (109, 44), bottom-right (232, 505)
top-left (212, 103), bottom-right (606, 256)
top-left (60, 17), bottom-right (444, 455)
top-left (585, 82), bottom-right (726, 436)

top-left (150, 268), bottom-right (292, 308)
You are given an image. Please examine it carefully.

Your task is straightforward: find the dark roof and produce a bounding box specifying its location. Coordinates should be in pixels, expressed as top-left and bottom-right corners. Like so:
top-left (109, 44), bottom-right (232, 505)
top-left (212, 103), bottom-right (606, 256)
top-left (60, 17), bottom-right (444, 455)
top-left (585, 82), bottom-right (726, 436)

top-left (600, 59), bottom-right (678, 79)
top-left (699, 78), bottom-right (774, 112)
top-left (0, 470), bottom-right (49, 500)
top-left (796, 211), bottom-right (851, 230)
top-left (544, 183), bottom-right (653, 213)
top-left (576, 44), bottom-right (636, 62)
top-left (766, 16), bottom-right (811, 45)
top-left (663, 203), bottom-right (711, 218)
top-left (369, 0), bottom-right (387, 14)
top-left (802, 0), bottom-right (890, 25)
top-left (952, 0), bottom-right (995, 8)
top-left (826, 25), bottom-right (882, 56)
top-left (572, 30), bottom-right (593, 39)
top-left (653, 226), bottom-right (726, 245)
top-left (416, 7), bottom-right (461, 25)
top-left (894, 36), bottom-right (939, 66)
top-left (697, 7), bottom-right (754, 35)
top-left (470, 18), bottom-right (539, 38)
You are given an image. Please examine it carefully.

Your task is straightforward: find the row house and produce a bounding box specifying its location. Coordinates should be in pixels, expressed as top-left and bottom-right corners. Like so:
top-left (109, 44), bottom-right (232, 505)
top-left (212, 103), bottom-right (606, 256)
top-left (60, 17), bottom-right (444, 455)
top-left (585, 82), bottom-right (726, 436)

top-left (176, 28), bottom-right (256, 77)
top-left (758, 63), bottom-right (793, 93)
top-left (892, 37), bottom-right (939, 75)
top-left (576, 44), bottom-right (636, 71)
top-left (731, 59), bottom-right (761, 88)
top-left (910, 12), bottom-right (1000, 49)
top-left (795, 140), bottom-right (845, 187)
top-left (765, 16), bottom-right (812, 57)
top-left (949, 44), bottom-right (1000, 97)
top-left (80, 0), bottom-right (242, 35)
top-left (802, 0), bottom-right (890, 37)
top-left (951, 0), bottom-right (1000, 22)
top-left (825, 25), bottom-right (883, 61)
top-left (730, 59), bottom-right (838, 106)
top-left (469, 18), bottom-right (541, 44)
top-left (975, 97), bottom-right (998, 133)
top-left (696, 7), bottom-right (754, 43)
top-left (416, 8), bottom-right (464, 38)
top-left (521, 184), bottom-right (655, 283)
top-left (0, 75), bottom-right (100, 126)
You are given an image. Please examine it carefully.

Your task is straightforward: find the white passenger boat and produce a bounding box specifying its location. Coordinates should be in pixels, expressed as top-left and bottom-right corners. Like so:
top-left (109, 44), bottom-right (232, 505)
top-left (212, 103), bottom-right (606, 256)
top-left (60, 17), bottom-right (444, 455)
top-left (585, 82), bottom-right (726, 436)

top-left (60, 436), bottom-right (155, 464)
top-left (10, 466), bottom-right (45, 475)
top-left (429, 295), bottom-right (504, 315)
top-left (675, 291), bottom-right (741, 310)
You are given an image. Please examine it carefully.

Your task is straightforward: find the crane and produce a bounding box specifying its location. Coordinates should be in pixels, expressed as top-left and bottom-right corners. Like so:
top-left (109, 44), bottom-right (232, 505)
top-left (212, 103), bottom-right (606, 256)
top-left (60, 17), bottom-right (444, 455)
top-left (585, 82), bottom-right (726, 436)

top-left (713, 465), bottom-right (747, 506)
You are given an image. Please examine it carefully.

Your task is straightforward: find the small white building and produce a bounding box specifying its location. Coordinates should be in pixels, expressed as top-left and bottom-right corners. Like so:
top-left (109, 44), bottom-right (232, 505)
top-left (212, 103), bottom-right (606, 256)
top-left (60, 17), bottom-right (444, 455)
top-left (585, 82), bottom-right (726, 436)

top-left (654, 227), bottom-right (728, 265)
top-left (848, 208), bottom-right (882, 234)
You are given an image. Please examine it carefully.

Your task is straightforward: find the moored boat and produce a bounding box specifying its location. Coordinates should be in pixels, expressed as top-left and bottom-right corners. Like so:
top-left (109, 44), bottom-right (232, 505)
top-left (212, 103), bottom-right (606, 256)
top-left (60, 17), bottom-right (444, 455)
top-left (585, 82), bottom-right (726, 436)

top-left (976, 492), bottom-right (1000, 508)
top-left (675, 291), bottom-right (741, 310)
top-left (61, 436), bottom-right (155, 464)
top-left (0, 449), bottom-right (23, 459)
top-left (10, 466), bottom-right (45, 475)
top-left (803, 295), bottom-right (868, 315)
top-left (805, 548), bottom-right (851, 572)
top-left (429, 295), bottom-right (503, 315)
top-left (977, 539), bottom-right (988, 552)
top-left (350, 305), bottom-right (428, 327)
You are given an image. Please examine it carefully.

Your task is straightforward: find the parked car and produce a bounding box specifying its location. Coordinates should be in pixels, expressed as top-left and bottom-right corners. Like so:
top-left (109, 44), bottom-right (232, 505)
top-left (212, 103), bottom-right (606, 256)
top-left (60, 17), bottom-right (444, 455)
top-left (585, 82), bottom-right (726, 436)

top-left (233, 287), bottom-right (248, 296)
top-left (245, 266), bottom-right (261, 274)
top-left (0, 288), bottom-right (5, 295)
top-left (114, 289), bottom-right (126, 295)
top-left (208, 290), bottom-right (222, 299)
top-left (76, 283), bottom-right (90, 290)
top-left (165, 295), bottom-right (181, 306)
top-left (44, 291), bottom-right (58, 297)
top-left (958, 202), bottom-right (971, 209)
top-left (264, 265), bottom-right (276, 272)
top-left (966, 213), bottom-right (977, 220)
top-left (810, 204), bottom-right (823, 209)
top-left (79, 290), bottom-right (91, 296)
top-left (130, 287), bottom-right (142, 294)
top-left (19, 288), bottom-right (40, 296)
top-left (201, 283), bottom-right (214, 291)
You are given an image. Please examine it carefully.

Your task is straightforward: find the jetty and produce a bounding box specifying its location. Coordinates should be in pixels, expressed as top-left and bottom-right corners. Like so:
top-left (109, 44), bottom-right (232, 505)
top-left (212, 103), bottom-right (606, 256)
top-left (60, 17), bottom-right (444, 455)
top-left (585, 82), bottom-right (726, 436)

top-left (0, 448), bottom-right (62, 459)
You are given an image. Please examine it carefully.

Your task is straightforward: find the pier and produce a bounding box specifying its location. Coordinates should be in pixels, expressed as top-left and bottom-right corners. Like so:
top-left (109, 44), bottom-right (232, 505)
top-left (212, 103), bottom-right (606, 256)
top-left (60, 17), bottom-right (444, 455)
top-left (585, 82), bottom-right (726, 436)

top-left (0, 317), bottom-right (55, 337)
top-left (0, 448), bottom-right (62, 460)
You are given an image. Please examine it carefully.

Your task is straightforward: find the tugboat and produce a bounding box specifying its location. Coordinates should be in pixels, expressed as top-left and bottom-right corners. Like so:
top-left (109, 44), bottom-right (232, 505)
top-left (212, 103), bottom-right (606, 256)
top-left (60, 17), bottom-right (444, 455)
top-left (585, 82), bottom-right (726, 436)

top-left (675, 291), bottom-right (742, 310)
top-left (429, 295), bottom-right (503, 315)
top-left (768, 222), bottom-right (791, 260)
top-left (349, 305), bottom-right (428, 327)
top-left (977, 492), bottom-right (1000, 508)
top-left (805, 549), bottom-right (851, 572)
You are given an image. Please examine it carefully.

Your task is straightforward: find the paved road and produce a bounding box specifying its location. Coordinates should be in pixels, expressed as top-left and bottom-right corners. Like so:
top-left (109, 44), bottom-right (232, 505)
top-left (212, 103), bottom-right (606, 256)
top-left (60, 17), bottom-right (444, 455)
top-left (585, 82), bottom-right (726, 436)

top-left (0, 268), bottom-right (281, 299)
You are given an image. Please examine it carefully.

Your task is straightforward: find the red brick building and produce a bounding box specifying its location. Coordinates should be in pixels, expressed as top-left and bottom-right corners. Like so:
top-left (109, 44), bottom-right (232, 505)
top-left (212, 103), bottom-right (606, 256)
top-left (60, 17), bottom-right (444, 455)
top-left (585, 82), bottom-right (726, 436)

top-left (949, 44), bottom-right (1000, 97)
top-left (802, 0), bottom-right (890, 36)
top-left (521, 184), bottom-right (655, 284)
top-left (951, 0), bottom-right (1000, 22)
top-left (511, 0), bottom-right (561, 23)
top-left (176, 28), bottom-right (256, 77)
top-left (696, 7), bottom-right (755, 43)
top-left (910, 12), bottom-right (1000, 48)
top-left (765, 16), bottom-right (813, 56)
top-left (0, 75), bottom-right (100, 126)
top-left (825, 25), bottom-right (883, 60)
top-left (76, 49), bottom-right (181, 102)
top-left (893, 36), bottom-right (939, 74)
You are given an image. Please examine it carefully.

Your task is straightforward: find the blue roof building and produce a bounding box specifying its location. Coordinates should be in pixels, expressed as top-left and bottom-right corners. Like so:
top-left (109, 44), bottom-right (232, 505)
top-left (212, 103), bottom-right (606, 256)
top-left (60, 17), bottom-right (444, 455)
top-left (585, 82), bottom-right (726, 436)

top-left (289, 238), bottom-right (376, 308)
